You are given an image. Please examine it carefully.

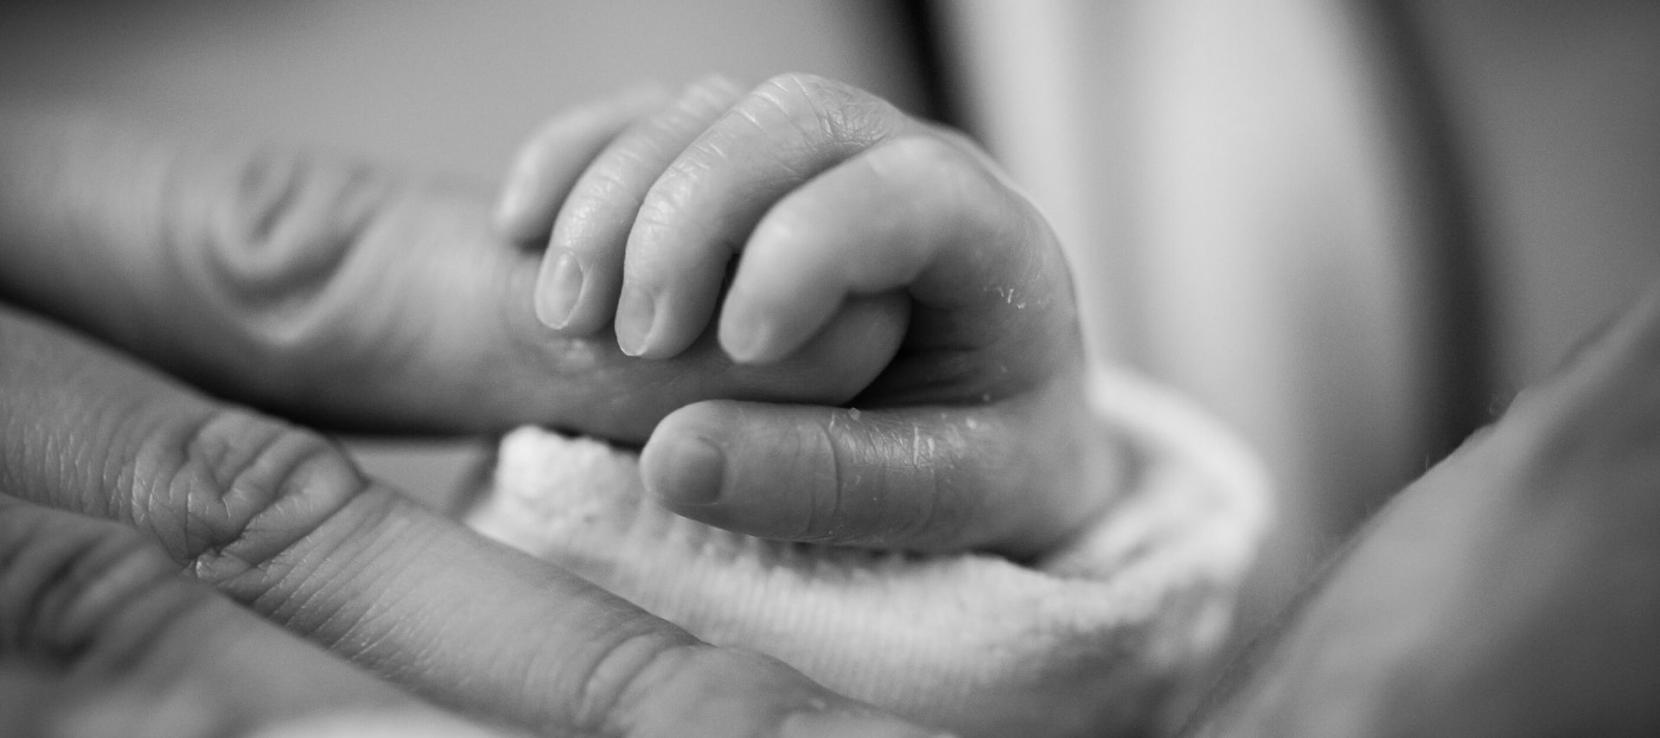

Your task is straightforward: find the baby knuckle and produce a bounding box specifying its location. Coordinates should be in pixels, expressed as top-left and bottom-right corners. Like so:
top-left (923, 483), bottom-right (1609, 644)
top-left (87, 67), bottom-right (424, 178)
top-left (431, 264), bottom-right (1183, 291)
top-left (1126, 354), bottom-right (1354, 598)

top-left (752, 72), bottom-right (897, 147)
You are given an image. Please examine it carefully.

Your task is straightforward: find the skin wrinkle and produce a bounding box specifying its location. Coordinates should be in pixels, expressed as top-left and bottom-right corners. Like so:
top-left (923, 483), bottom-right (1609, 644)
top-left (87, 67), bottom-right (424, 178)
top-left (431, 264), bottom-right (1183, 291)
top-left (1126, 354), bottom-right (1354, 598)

top-left (85, 389), bottom-right (143, 532)
top-left (162, 412), bottom-right (371, 608)
top-left (309, 501), bottom-right (432, 671)
top-left (176, 413), bottom-right (253, 568)
top-left (326, 567), bottom-right (431, 684)
top-left (1, 508), bottom-right (189, 672)
top-left (565, 158), bottom-right (644, 229)
top-left (122, 405), bottom-right (199, 563)
top-left (570, 627), bottom-right (689, 735)
top-left (196, 150), bottom-right (380, 353)
top-left (161, 409), bottom-right (278, 566)
top-left (0, 505), bottom-right (86, 656)
top-left (219, 487), bottom-right (469, 703)
top-left (68, 542), bottom-right (200, 674)
top-left (613, 85), bottom-right (741, 239)
top-left (139, 144), bottom-right (399, 421)
top-left (228, 149), bottom-right (306, 267)
top-left (748, 77), bottom-right (844, 151)
top-left (763, 73), bottom-right (897, 148)
top-left (238, 485), bottom-right (396, 622)
top-left (814, 411), bottom-right (847, 544)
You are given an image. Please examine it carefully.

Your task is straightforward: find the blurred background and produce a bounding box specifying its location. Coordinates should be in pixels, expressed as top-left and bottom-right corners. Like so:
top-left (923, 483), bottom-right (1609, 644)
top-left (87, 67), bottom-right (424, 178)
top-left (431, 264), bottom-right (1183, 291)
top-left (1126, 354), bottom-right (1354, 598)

top-left (4, 0), bottom-right (1659, 637)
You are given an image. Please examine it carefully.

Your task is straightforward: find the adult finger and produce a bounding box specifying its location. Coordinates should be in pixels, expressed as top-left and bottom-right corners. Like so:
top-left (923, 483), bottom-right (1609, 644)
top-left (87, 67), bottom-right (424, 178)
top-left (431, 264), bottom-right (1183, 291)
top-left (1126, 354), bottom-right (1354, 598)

top-left (615, 72), bottom-right (931, 359)
top-left (495, 84), bottom-right (672, 241)
top-left (639, 373), bottom-right (1120, 558)
top-left (542, 75), bottom-right (746, 336)
top-left (0, 306), bottom-right (934, 738)
top-left (0, 109), bottom-right (903, 440)
top-left (0, 497), bottom-right (507, 738)
top-left (720, 134), bottom-right (1071, 371)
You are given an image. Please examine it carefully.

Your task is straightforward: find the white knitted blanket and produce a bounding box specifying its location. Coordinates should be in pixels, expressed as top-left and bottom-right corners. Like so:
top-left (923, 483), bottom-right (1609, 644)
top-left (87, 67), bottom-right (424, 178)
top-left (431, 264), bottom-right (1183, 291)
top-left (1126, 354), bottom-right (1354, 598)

top-left (466, 370), bottom-right (1268, 737)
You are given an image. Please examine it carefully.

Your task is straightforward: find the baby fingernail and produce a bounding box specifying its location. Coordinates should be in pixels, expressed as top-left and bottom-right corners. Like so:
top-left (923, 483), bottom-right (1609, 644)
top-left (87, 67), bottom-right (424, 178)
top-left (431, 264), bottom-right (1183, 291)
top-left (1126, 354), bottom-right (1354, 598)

top-left (615, 285), bottom-right (656, 356)
top-left (652, 435), bottom-right (725, 506)
top-left (721, 309), bottom-right (773, 364)
top-left (535, 253), bottom-right (584, 329)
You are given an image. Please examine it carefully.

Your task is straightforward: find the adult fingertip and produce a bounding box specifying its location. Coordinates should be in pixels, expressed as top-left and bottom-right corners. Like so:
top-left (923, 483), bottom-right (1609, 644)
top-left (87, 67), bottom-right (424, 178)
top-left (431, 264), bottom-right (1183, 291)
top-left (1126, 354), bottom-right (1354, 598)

top-left (641, 430), bottom-right (726, 507)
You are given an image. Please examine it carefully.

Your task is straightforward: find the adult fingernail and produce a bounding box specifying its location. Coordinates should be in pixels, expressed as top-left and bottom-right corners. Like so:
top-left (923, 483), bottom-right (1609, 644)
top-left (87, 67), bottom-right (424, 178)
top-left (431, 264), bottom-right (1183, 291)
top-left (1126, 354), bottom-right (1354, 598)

top-left (652, 435), bottom-right (725, 506)
top-left (615, 284), bottom-right (655, 356)
top-left (535, 253), bottom-right (584, 329)
top-left (779, 710), bottom-right (951, 738)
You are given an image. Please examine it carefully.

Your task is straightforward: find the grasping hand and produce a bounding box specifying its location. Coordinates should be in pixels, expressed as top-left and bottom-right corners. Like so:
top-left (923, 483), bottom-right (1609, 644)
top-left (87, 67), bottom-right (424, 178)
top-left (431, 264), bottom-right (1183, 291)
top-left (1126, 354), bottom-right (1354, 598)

top-left (497, 74), bottom-right (1116, 557)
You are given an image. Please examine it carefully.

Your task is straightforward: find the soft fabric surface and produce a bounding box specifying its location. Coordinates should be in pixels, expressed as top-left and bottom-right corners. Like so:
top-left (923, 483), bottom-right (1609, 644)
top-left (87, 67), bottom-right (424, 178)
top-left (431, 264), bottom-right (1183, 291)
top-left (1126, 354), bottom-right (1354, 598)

top-left (466, 370), bottom-right (1268, 737)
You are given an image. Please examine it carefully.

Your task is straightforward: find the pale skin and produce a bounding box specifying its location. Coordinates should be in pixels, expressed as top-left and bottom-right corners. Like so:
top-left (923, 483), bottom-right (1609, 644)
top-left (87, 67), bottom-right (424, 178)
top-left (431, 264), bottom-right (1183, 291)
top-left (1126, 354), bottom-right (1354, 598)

top-left (5, 70), bottom-right (1660, 736)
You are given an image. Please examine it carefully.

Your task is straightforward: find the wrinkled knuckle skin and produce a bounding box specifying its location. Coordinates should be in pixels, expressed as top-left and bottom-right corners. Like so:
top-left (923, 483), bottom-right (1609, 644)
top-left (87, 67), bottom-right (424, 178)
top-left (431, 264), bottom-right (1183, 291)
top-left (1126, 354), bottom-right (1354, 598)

top-left (570, 624), bottom-right (702, 733)
top-left (141, 407), bottom-right (367, 587)
top-left (566, 162), bottom-right (644, 230)
top-left (799, 415), bottom-right (849, 543)
top-left (631, 180), bottom-right (701, 252)
top-left (0, 504), bottom-right (188, 666)
top-left (752, 72), bottom-right (896, 148)
top-left (585, 635), bottom-right (801, 737)
top-left (193, 148), bottom-right (389, 367)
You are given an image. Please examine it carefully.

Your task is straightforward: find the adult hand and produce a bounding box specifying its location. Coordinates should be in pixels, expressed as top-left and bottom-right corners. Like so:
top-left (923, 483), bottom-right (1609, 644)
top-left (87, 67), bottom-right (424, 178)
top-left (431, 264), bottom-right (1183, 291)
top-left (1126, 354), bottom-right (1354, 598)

top-left (0, 306), bottom-right (937, 738)
top-left (0, 102), bottom-right (936, 736)
top-left (1185, 285), bottom-right (1660, 736)
top-left (497, 75), bottom-right (1115, 558)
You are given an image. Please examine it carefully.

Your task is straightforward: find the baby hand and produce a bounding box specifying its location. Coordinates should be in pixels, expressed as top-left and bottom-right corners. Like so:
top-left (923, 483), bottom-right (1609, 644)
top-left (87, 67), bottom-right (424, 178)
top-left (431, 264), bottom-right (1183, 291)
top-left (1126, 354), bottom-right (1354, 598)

top-left (497, 74), bottom-right (1111, 557)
